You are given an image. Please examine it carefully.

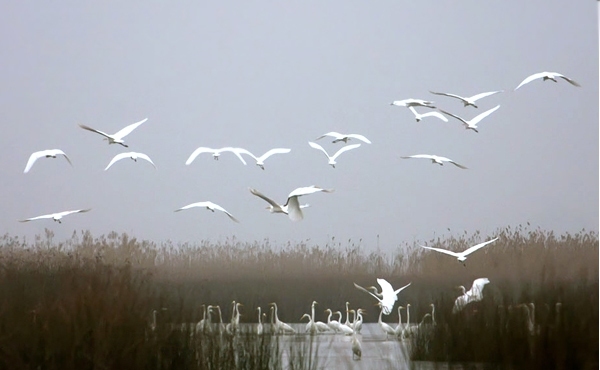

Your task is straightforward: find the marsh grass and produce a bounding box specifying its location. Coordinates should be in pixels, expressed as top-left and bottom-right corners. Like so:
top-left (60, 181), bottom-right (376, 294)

top-left (0, 225), bottom-right (597, 369)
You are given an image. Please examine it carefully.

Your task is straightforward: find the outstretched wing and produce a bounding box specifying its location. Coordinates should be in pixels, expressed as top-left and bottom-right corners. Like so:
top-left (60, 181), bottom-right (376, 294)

top-left (79, 124), bottom-right (113, 139)
top-left (249, 188), bottom-right (282, 209)
top-left (429, 90), bottom-right (465, 101)
top-left (104, 152), bottom-right (131, 171)
top-left (19, 213), bottom-right (54, 222)
top-left (514, 72), bottom-right (546, 90)
top-left (469, 105), bottom-right (500, 125)
top-left (469, 90), bottom-right (504, 102)
top-left (308, 141), bottom-right (331, 160)
top-left (113, 118), bottom-right (148, 140)
top-left (220, 147), bottom-right (249, 165)
top-left (346, 134), bottom-right (371, 144)
top-left (462, 237), bottom-right (499, 256)
top-left (393, 282), bottom-right (412, 295)
top-left (57, 209), bottom-right (91, 217)
top-left (419, 245), bottom-right (461, 258)
top-left (24, 151), bottom-right (46, 173)
top-left (185, 147), bottom-right (215, 165)
top-left (438, 109), bottom-right (468, 124)
top-left (421, 111), bottom-right (449, 122)
top-left (257, 148), bottom-right (291, 161)
top-left (175, 202), bottom-right (210, 212)
top-left (449, 160), bottom-right (468, 169)
top-left (135, 152), bottom-right (157, 168)
top-left (286, 196), bottom-right (304, 222)
top-left (315, 132), bottom-right (343, 141)
top-left (330, 143), bottom-right (361, 161)
top-left (353, 282), bottom-right (382, 302)
top-left (209, 202), bottom-right (240, 223)
top-left (401, 154), bottom-right (434, 160)
top-left (287, 185), bottom-right (334, 199)
top-left (557, 74), bottom-right (581, 87)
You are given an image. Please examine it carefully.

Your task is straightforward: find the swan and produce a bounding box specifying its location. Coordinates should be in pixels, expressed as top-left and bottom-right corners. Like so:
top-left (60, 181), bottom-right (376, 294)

top-left (376, 302), bottom-right (397, 340)
top-left (400, 154), bottom-right (467, 169)
top-left (237, 148), bottom-right (291, 170)
top-left (429, 90), bottom-right (503, 108)
top-left (420, 237), bottom-right (499, 266)
top-left (269, 302), bottom-right (296, 334)
top-left (175, 201), bottom-right (239, 223)
top-left (407, 107), bottom-right (448, 122)
top-left (514, 71), bottom-right (580, 90)
top-left (24, 149), bottom-right (72, 173)
top-left (19, 209), bottom-right (91, 224)
top-left (353, 278), bottom-right (411, 315)
top-left (390, 98), bottom-right (436, 108)
top-left (439, 105), bottom-right (500, 133)
top-left (104, 152), bottom-right (156, 171)
top-left (453, 277), bottom-right (490, 313)
top-left (185, 147), bottom-right (249, 165)
top-left (308, 142), bottom-right (361, 168)
top-left (78, 118), bottom-right (147, 147)
top-left (249, 185), bottom-right (333, 221)
top-left (315, 132), bottom-right (372, 144)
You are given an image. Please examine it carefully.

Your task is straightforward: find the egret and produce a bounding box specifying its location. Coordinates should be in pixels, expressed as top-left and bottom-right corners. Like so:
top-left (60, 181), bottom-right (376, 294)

top-left (256, 307), bottom-right (264, 335)
top-left (308, 142), bottom-right (361, 168)
top-left (390, 98), bottom-right (435, 108)
top-left (420, 237), bottom-right (499, 266)
top-left (24, 149), bottom-right (72, 173)
top-left (514, 71), bottom-right (580, 90)
top-left (429, 90), bottom-right (503, 108)
top-left (354, 308), bottom-right (365, 334)
top-left (351, 323), bottom-right (362, 361)
top-left (301, 313), bottom-right (317, 335)
top-left (407, 107), bottom-right (448, 122)
top-left (310, 301), bottom-right (332, 333)
top-left (315, 131), bottom-right (371, 144)
top-left (78, 118), bottom-right (147, 147)
top-left (394, 306), bottom-right (405, 337)
top-left (185, 147), bottom-right (249, 165)
top-left (104, 152), bottom-right (156, 171)
top-left (174, 201), bottom-right (239, 223)
top-left (400, 154), bottom-right (467, 169)
top-left (376, 302), bottom-right (397, 340)
top-left (19, 209), bottom-right (91, 224)
top-left (269, 302), bottom-right (296, 334)
top-left (453, 278), bottom-right (490, 313)
top-left (439, 105), bottom-right (500, 133)
top-left (249, 185), bottom-right (333, 222)
top-left (324, 309), bottom-right (342, 333)
top-left (334, 311), bottom-right (354, 335)
top-left (237, 148), bottom-right (291, 170)
top-left (353, 278), bottom-right (411, 315)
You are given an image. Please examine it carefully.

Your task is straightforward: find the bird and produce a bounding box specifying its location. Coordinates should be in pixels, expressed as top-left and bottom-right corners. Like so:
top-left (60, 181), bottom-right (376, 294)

top-left (453, 278), bottom-right (490, 313)
top-left (300, 313), bottom-right (317, 335)
top-left (307, 142), bottom-right (361, 168)
top-left (324, 309), bottom-right (344, 334)
top-left (24, 149), bottom-right (73, 173)
top-left (174, 201), bottom-right (239, 223)
top-left (353, 308), bottom-right (365, 334)
top-left (78, 118), bottom-right (148, 147)
top-left (249, 185), bottom-right (333, 222)
top-left (439, 105), bottom-right (500, 133)
top-left (334, 311), bottom-right (354, 335)
top-left (400, 154), bottom-right (467, 169)
top-left (256, 307), bottom-right (264, 335)
top-left (394, 306), bottom-right (405, 337)
top-left (315, 131), bottom-right (372, 144)
top-left (376, 302), bottom-right (397, 340)
top-left (351, 321), bottom-right (362, 361)
top-left (390, 98), bottom-right (436, 108)
top-left (185, 147), bottom-right (249, 165)
top-left (429, 90), bottom-right (504, 108)
top-left (237, 148), bottom-right (291, 170)
top-left (407, 107), bottom-right (448, 122)
top-left (19, 209), bottom-right (91, 224)
top-left (514, 71), bottom-right (580, 90)
top-left (269, 302), bottom-right (296, 334)
top-left (420, 237), bottom-right (499, 266)
top-left (104, 152), bottom-right (156, 171)
top-left (354, 278), bottom-right (411, 315)
top-left (226, 301), bottom-right (242, 335)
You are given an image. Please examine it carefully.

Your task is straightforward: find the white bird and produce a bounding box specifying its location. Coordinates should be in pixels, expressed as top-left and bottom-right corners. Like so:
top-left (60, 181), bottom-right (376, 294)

top-left (353, 308), bottom-right (365, 334)
top-left (390, 98), bottom-right (436, 108)
top-left (308, 142), bottom-right (361, 168)
top-left (453, 278), bottom-right (490, 313)
top-left (420, 237), bottom-right (499, 266)
top-left (354, 279), bottom-right (411, 315)
top-left (400, 154), bottom-right (467, 169)
top-left (429, 90), bottom-right (504, 108)
top-left (19, 209), bottom-right (91, 224)
top-left (351, 329), bottom-right (362, 361)
top-left (78, 118), bottom-right (147, 147)
top-left (376, 302), bottom-right (397, 340)
top-left (439, 105), bottom-right (500, 133)
top-left (334, 311), bottom-right (354, 335)
top-left (185, 147), bottom-right (249, 165)
top-left (256, 307), bottom-right (264, 335)
top-left (394, 306), bottom-right (405, 337)
top-left (324, 309), bottom-right (342, 333)
top-left (315, 131), bottom-right (372, 144)
top-left (23, 149), bottom-right (73, 173)
top-left (269, 302), bottom-right (296, 334)
top-left (514, 71), bottom-right (580, 90)
top-left (249, 185), bottom-right (333, 222)
top-left (407, 107), bottom-right (448, 123)
top-left (104, 152), bottom-right (156, 171)
top-left (174, 201), bottom-right (239, 223)
top-left (238, 148), bottom-right (291, 170)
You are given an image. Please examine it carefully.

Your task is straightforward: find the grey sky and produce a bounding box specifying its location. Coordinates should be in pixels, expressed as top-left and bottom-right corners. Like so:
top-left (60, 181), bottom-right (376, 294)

top-left (1, 1), bottom-right (597, 252)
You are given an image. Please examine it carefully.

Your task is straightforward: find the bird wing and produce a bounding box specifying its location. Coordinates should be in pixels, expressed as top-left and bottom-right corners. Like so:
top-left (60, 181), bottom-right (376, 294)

top-left (346, 134), bottom-right (371, 144)
top-left (469, 105), bottom-right (500, 125)
top-left (353, 282), bottom-right (382, 302)
top-left (330, 143), bottom-right (361, 161)
top-left (308, 141), bottom-right (331, 160)
top-left (401, 154), bottom-right (434, 160)
top-left (23, 151), bottom-right (46, 173)
top-left (377, 278), bottom-right (395, 297)
top-left (257, 148), bottom-right (291, 161)
top-left (174, 202), bottom-right (210, 212)
top-left (514, 72), bottom-right (546, 90)
top-left (57, 209), bottom-right (91, 217)
top-left (135, 152), bottom-right (157, 168)
top-left (220, 147), bottom-right (249, 165)
top-left (315, 132), bottom-right (343, 141)
top-left (421, 111), bottom-right (449, 122)
top-left (287, 185), bottom-right (334, 199)
top-left (468, 278), bottom-right (490, 300)
top-left (249, 188), bottom-right (282, 209)
top-left (286, 196), bottom-right (304, 222)
top-left (419, 245), bottom-right (461, 257)
top-left (57, 150), bottom-right (73, 167)
top-left (209, 202), bottom-right (240, 223)
top-left (185, 147), bottom-right (215, 165)
top-left (78, 124), bottom-right (113, 139)
top-left (449, 160), bottom-right (468, 169)
top-left (19, 213), bottom-right (55, 222)
top-left (393, 282), bottom-right (412, 295)
top-left (104, 152), bottom-right (132, 171)
top-left (468, 90), bottom-right (504, 102)
top-left (429, 90), bottom-right (465, 101)
top-left (557, 74), bottom-right (581, 87)
top-left (438, 109), bottom-right (467, 124)
top-left (461, 237), bottom-right (499, 256)
top-left (113, 118), bottom-right (148, 140)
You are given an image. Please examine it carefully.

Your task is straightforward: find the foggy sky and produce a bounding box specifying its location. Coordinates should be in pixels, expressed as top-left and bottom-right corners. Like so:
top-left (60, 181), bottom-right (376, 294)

top-left (1, 1), bottom-right (597, 253)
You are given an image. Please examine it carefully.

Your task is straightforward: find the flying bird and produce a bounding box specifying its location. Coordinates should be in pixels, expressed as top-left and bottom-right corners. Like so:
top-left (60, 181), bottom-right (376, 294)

top-left (185, 147), bottom-right (249, 165)
top-left (23, 149), bottom-right (72, 173)
top-left (420, 237), bottom-right (499, 266)
top-left (407, 107), bottom-right (448, 122)
top-left (514, 71), bottom-right (580, 90)
top-left (453, 278), bottom-right (490, 313)
top-left (439, 105), bottom-right (500, 133)
top-left (353, 279), bottom-right (411, 315)
top-left (78, 118), bottom-right (148, 147)
top-left (308, 142), bottom-right (361, 168)
top-left (429, 90), bottom-right (503, 108)
top-left (174, 201), bottom-right (239, 223)
top-left (390, 98), bottom-right (436, 108)
top-left (400, 154), bottom-right (467, 169)
top-left (237, 148), bottom-right (291, 170)
top-left (19, 209), bottom-right (91, 224)
top-left (315, 132), bottom-right (372, 144)
top-left (104, 152), bottom-right (156, 171)
top-left (249, 185), bottom-right (333, 222)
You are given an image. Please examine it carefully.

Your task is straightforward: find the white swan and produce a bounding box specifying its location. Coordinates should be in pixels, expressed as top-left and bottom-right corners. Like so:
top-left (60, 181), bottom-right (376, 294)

top-left (453, 278), bottom-right (490, 313)
top-left (514, 71), bottom-right (580, 90)
top-left (19, 209), bottom-right (91, 224)
top-left (185, 147), bottom-right (249, 165)
top-left (429, 90), bottom-right (503, 108)
top-left (400, 154), bottom-right (467, 169)
top-left (249, 185), bottom-right (333, 221)
top-left (79, 118), bottom-right (147, 147)
top-left (104, 152), bottom-right (156, 171)
top-left (237, 148), bottom-right (291, 170)
top-left (308, 141), bottom-right (361, 168)
top-left (439, 105), bottom-right (500, 133)
top-left (174, 201), bottom-right (239, 223)
top-left (407, 107), bottom-right (448, 122)
top-left (420, 237), bottom-right (499, 265)
top-left (353, 279), bottom-right (411, 315)
top-left (24, 149), bottom-right (73, 173)
top-left (390, 99), bottom-right (435, 108)
top-left (315, 132), bottom-right (371, 144)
